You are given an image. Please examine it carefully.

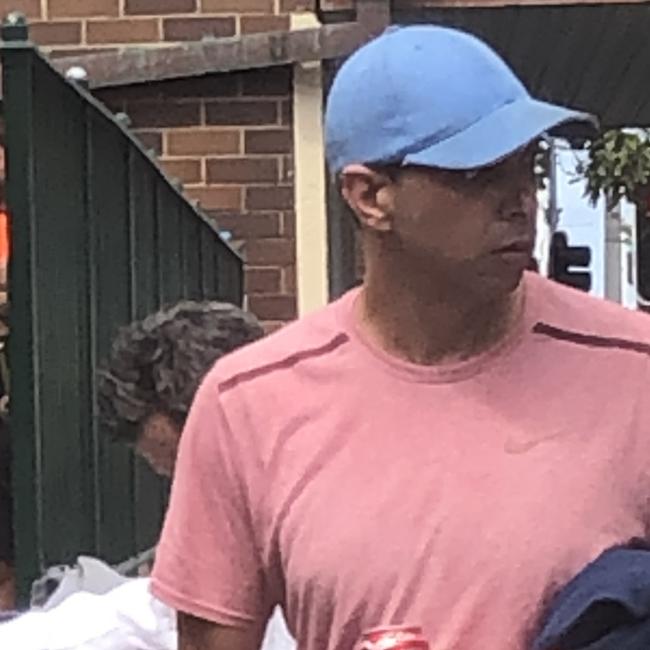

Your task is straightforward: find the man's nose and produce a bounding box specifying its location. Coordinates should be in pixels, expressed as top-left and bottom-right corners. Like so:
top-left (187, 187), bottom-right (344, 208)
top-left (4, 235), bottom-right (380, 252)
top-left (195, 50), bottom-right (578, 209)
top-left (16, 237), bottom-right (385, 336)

top-left (500, 184), bottom-right (537, 222)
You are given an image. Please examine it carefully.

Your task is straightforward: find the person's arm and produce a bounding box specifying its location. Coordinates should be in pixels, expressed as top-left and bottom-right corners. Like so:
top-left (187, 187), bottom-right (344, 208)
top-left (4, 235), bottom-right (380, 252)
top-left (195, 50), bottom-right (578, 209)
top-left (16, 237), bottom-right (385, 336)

top-left (178, 612), bottom-right (264, 650)
top-left (151, 370), bottom-right (270, 639)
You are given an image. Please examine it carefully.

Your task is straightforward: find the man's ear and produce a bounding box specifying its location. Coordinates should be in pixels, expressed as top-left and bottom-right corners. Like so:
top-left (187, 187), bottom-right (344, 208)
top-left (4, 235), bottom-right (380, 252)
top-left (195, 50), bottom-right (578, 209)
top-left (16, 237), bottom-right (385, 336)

top-left (339, 164), bottom-right (394, 232)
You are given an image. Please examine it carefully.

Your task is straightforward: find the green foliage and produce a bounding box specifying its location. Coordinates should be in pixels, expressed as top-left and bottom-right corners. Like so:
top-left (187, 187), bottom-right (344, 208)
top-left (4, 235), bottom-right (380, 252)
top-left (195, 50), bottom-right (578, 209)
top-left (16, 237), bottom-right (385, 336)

top-left (578, 129), bottom-right (650, 208)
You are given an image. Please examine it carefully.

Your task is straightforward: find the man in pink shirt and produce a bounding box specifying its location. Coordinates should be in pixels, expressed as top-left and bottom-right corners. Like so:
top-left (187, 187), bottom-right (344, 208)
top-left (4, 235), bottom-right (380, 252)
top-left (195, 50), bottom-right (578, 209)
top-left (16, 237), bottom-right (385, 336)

top-left (152, 25), bottom-right (650, 650)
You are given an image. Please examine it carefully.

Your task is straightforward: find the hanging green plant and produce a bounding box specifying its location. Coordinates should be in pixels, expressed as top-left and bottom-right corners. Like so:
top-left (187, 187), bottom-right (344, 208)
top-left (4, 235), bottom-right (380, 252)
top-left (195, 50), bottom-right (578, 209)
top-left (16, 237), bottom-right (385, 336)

top-left (577, 129), bottom-right (650, 209)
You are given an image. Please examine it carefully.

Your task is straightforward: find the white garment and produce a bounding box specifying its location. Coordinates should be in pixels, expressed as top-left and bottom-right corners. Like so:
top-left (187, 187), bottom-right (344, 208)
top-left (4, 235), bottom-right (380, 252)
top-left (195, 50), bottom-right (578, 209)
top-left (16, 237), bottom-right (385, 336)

top-left (0, 578), bottom-right (174, 650)
top-left (261, 609), bottom-right (296, 650)
top-left (34, 556), bottom-right (131, 610)
top-left (0, 577), bottom-right (296, 650)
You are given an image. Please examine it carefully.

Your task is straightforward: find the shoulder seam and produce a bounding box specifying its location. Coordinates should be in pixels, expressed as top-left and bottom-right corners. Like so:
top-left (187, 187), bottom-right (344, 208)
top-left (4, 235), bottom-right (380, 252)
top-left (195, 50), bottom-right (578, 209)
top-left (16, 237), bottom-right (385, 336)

top-left (533, 321), bottom-right (650, 356)
top-left (218, 332), bottom-right (350, 393)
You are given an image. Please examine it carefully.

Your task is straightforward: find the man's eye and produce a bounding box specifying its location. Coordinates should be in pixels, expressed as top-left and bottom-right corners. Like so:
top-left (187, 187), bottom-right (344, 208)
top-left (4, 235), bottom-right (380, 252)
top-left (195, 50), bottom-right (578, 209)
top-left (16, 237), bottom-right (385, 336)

top-left (475, 166), bottom-right (503, 184)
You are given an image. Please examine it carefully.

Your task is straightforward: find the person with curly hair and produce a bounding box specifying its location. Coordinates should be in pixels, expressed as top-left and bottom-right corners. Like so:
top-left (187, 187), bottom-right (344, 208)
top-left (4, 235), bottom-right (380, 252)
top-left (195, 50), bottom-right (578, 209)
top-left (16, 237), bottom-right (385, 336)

top-left (97, 300), bottom-right (264, 477)
top-left (0, 300), bottom-right (296, 650)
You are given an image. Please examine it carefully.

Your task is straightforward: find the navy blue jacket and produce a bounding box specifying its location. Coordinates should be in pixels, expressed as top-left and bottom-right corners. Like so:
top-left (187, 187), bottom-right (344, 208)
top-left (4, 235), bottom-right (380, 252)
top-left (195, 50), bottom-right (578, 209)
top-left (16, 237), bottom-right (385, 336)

top-left (534, 546), bottom-right (650, 650)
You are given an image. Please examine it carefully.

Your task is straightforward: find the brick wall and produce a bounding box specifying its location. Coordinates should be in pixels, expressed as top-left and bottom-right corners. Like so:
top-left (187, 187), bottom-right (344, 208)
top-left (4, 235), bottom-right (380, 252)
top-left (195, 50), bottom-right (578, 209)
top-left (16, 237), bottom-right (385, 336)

top-left (0, 0), bottom-right (316, 52)
top-left (95, 69), bottom-right (297, 331)
top-left (0, 0), bottom-right (307, 329)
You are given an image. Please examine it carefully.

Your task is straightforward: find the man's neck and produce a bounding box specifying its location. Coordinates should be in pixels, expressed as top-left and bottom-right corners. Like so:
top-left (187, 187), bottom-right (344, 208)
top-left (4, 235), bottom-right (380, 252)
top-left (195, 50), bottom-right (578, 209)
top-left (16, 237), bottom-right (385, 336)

top-left (358, 267), bottom-right (524, 366)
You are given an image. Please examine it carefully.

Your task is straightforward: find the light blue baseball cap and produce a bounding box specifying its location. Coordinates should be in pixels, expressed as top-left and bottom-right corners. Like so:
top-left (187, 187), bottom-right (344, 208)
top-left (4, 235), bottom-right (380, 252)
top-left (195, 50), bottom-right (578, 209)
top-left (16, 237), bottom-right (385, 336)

top-left (325, 25), bottom-right (597, 173)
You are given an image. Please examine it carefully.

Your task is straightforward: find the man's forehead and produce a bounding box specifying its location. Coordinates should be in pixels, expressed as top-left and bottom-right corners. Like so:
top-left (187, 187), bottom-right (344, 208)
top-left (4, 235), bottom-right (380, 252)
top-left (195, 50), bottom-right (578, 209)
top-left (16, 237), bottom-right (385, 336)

top-left (489, 139), bottom-right (541, 166)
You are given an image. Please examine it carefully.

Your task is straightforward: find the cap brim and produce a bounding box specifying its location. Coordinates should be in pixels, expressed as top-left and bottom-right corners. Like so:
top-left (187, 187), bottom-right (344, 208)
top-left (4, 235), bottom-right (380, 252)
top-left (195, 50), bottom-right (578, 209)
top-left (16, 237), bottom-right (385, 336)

top-left (402, 97), bottom-right (598, 170)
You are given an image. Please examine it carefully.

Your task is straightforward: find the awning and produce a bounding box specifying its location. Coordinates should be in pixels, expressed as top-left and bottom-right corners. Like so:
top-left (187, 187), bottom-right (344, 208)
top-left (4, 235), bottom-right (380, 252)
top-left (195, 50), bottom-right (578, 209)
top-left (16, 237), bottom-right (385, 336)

top-left (392, 2), bottom-right (650, 127)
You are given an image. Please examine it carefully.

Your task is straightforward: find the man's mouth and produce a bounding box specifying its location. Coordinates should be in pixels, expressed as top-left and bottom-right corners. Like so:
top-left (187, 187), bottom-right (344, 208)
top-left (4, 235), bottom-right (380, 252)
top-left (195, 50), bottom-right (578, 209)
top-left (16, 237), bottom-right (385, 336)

top-left (492, 240), bottom-right (534, 265)
top-left (494, 240), bottom-right (533, 255)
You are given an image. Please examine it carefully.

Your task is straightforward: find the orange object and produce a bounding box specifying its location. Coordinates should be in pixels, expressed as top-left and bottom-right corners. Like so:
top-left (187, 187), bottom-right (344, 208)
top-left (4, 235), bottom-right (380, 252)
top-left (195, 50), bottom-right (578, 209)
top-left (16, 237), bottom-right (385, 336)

top-left (0, 211), bottom-right (9, 266)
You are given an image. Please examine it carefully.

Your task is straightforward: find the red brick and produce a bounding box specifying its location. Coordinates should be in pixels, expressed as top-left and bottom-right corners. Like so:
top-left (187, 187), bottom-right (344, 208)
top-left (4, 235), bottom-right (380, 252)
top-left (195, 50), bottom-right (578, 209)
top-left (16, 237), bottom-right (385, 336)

top-left (161, 158), bottom-right (202, 184)
top-left (241, 14), bottom-right (290, 34)
top-left (245, 238), bottom-right (295, 265)
top-left (263, 321), bottom-right (285, 334)
top-left (214, 213), bottom-right (280, 239)
top-left (207, 157), bottom-right (277, 184)
top-left (48, 0), bottom-right (118, 18)
top-left (104, 76), bottom-right (239, 101)
top-left (283, 265), bottom-right (296, 294)
top-left (248, 294), bottom-right (296, 321)
top-left (125, 101), bottom-right (201, 128)
top-left (245, 129), bottom-right (292, 154)
top-left (279, 0), bottom-right (314, 10)
top-left (155, 75), bottom-right (239, 98)
top-left (203, 0), bottom-right (272, 10)
top-left (134, 130), bottom-right (163, 155)
top-left (94, 87), bottom-right (125, 112)
top-left (246, 268), bottom-right (282, 294)
top-left (87, 18), bottom-right (159, 44)
top-left (241, 67), bottom-right (292, 96)
top-left (185, 186), bottom-right (241, 211)
top-left (49, 46), bottom-right (117, 58)
top-left (280, 155), bottom-right (294, 183)
top-left (97, 85), bottom-right (150, 102)
top-left (30, 21), bottom-right (81, 45)
top-left (163, 16), bottom-right (235, 41)
top-left (318, 0), bottom-right (352, 8)
top-left (280, 99), bottom-right (293, 125)
top-left (393, 0), bottom-right (483, 6)
top-left (167, 128), bottom-right (240, 156)
top-left (125, 0), bottom-right (195, 15)
top-left (246, 186), bottom-right (293, 211)
top-left (206, 100), bottom-right (278, 126)
top-left (0, 0), bottom-right (40, 19)
top-left (281, 210), bottom-right (295, 237)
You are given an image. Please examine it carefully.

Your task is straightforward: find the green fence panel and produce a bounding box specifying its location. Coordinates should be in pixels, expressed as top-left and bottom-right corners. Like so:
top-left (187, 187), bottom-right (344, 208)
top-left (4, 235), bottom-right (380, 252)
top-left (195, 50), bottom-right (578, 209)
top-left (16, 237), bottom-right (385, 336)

top-left (87, 109), bottom-right (137, 563)
top-left (1, 16), bottom-right (243, 601)
top-left (29, 51), bottom-right (97, 569)
top-left (157, 185), bottom-right (184, 307)
top-left (217, 243), bottom-right (244, 306)
top-left (129, 150), bottom-right (161, 317)
top-left (200, 225), bottom-right (220, 299)
top-left (128, 151), bottom-right (168, 553)
top-left (181, 206), bottom-right (204, 302)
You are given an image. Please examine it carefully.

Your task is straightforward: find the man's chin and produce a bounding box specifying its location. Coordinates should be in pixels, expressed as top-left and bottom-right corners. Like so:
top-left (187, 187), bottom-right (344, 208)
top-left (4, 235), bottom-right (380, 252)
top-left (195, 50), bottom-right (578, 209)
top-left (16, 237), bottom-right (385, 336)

top-left (475, 265), bottom-right (525, 299)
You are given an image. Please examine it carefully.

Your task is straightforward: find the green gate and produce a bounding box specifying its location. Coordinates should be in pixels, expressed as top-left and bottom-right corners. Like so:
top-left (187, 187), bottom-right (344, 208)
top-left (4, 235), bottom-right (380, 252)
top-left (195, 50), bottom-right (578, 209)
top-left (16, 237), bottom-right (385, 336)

top-left (1, 15), bottom-right (243, 601)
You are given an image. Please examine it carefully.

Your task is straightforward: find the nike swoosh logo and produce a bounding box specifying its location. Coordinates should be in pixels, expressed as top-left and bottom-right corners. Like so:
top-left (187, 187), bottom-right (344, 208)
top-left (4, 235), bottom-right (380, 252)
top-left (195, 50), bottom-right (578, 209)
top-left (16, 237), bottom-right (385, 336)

top-left (504, 430), bottom-right (568, 454)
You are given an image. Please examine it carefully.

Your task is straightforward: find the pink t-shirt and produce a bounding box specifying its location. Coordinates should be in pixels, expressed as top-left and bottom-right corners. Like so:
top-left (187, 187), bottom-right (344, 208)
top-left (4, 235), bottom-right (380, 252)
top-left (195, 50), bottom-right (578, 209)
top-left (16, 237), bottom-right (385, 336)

top-left (152, 273), bottom-right (650, 650)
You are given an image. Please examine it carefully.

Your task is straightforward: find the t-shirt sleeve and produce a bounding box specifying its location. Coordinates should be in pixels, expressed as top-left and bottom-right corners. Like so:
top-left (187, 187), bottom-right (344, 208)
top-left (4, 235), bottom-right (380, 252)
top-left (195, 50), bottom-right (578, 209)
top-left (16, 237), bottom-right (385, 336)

top-left (631, 354), bottom-right (650, 530)
top-left (151, 372), bottom-right (265, 627)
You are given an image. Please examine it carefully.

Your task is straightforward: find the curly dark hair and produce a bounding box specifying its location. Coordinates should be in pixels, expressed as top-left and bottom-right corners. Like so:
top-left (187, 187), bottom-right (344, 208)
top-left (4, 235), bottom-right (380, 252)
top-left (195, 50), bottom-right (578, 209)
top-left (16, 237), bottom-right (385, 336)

top-left (97, 301), bottom-right (264, 444)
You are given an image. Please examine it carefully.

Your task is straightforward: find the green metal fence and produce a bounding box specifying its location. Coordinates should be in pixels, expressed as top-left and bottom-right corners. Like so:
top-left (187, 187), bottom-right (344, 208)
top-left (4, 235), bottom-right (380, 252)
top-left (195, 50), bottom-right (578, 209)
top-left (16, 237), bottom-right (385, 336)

top-left (1, 15), bottom-right (243, 601)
